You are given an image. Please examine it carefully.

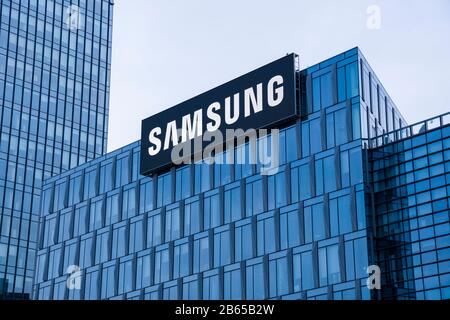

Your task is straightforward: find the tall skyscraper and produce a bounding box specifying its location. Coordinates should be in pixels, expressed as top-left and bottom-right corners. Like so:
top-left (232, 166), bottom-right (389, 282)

top-left (32, 48), bottom-right (448, 301)
top-left (0, 0), bottom-right (113, 299)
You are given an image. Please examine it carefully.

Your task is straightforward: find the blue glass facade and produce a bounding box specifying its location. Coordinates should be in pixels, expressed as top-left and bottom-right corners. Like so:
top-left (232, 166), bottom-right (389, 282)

top-left (0, 0), bottom-right (113, 298)
top-left (369, 114), bottom-right (450, 300)
top-left (34, 47), bottom-right (450, 301)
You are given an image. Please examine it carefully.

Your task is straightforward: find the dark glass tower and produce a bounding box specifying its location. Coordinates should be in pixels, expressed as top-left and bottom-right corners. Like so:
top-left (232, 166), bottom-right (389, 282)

top-left (0, 0), bottom-right (113, 299)
top-left (369, 114), bottom-right (450, 300)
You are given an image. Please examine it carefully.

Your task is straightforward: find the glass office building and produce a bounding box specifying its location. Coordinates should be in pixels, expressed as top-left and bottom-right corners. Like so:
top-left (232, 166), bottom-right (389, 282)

top-left (31, 47), bottom-right (449, 301)
top-left (0, 0), bottom-right (113, 299)
top-left (369, 114), bottom-right (450, 300)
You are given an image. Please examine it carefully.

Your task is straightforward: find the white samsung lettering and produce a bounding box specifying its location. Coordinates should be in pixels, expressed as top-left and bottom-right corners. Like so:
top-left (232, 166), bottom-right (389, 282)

top-left (206, 102), bottom-right (221, 132)
top-left (148, 127), bottom-right (161, 156)
top-left (244, 83), bottom-right (263, 117)
top-left (164, 120), bottom-right (179, 150)
top-left (224, 93), bottom-right (240, 125)
top-left (268, 75), bottom-right (284, 107)
top-left (147, 75), bottom-right (286, 157)
top-left (181, 109), bottom-right (203, 143)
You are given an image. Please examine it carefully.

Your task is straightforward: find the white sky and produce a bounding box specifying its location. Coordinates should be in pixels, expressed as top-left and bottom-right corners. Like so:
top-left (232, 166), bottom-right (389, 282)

top-left (108, 0), bottom-right (450, 152)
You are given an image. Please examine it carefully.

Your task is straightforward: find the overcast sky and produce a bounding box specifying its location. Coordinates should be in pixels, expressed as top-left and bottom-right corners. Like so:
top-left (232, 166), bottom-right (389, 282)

top-left (108, 0), bottom-right (450, 152)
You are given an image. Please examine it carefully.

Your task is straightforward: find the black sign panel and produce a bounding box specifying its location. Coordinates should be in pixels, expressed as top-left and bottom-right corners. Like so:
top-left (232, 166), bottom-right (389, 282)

top-left (140, 54), bottom-right (298, 175)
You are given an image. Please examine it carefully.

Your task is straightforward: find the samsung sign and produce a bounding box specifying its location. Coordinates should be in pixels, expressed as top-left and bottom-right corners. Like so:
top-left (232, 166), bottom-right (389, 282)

top-left (140, 54), bottom-right (298, 176)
